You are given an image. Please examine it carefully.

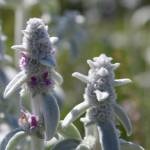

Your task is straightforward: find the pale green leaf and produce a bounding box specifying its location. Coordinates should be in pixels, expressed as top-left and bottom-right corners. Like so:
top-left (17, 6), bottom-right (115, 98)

top-left (41, 93), bottom-right (60, 141)
top-left (113, 103), bottom-right (133, 136)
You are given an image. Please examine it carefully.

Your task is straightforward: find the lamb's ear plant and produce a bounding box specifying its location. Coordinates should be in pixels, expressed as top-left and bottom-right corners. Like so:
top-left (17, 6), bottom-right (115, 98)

top-left (1, 18), bottom-right (64, 150)
top-left (60, 54), bottom-right (144, 150)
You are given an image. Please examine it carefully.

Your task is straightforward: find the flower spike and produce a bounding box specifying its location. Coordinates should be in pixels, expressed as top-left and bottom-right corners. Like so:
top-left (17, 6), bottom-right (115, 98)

top-left (62, 53), bottom-right (144, 150)
top-left (3, 18), bottom-right (63, 146)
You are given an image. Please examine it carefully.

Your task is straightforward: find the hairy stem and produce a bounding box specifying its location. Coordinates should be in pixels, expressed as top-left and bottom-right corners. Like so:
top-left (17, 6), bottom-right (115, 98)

top-left (84, 113), bottom-right (101, 150)
top-left (31, 94), bottom-right (44, 150)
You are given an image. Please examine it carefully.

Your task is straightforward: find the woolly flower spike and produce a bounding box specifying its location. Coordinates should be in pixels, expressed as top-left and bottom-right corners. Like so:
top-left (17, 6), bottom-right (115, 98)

top-left (62, 54), bottom-right (144, 150)
top-left (3, 18), bottom-right (62, 141)
top-left (4, 18), bottom-right (63, 98)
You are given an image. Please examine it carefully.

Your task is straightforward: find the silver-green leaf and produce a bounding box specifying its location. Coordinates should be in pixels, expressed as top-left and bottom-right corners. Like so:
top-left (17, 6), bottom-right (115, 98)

top-left (120, 139), bottom-right (145, 150)
top-left (113, 103), bottom-right (133, 136)
top-left (0, 128), bottom-right (26, 150)
top-left (58, 121), bottom-right (81, 140)
top-left (62, 101), bottom-right (90, 128)
top-left (3, 71), bottom-right (27, 98)
top-left (52, 139), bottom-right (80, 150)
top-left (41, 93), bottom-right (60, 141)
top-left (51, 69), bottom-right (63, 85)
top-left (97, 121), bottom-right (120, 150)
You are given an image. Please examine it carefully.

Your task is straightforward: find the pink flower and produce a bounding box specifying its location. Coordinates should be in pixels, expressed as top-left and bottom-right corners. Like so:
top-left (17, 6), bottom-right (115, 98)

top-left (28, 115), bottom-right (39, 129)
top-left (30, 76), bottom-right (37, 87)
top-left (19, 52), bottom-right (29, 70)
top-left (42, 71), bottom-right (52, 86)
top-left (18, 110), bottom-right (39, 129)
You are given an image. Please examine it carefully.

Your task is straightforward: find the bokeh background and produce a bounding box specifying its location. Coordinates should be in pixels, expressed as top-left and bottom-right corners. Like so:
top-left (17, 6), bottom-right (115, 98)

top-left (0, 0), bottom-right (150, 149)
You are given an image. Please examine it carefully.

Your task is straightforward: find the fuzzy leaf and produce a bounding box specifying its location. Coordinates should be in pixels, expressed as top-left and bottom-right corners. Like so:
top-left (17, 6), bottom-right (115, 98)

top-left (0, 128), bottom-right (26, 150)
top-left (113, 103), bottom-right (133, 136)
top-left (62, 101), bottom-right (90, 128)
top-left (53, 86), bottom-right (65, 108)
top-left (51, 69), bottom-right (63, 85)
top-left (120, 139), bottom-right (144, 150)
top-left (114, 79), bottom-right (132, 87)
top-left (58, 121), bottom-right (81, 140)
top-left (41, 93), bottom-right (60, 141)
top-left (76, 144), bottom-right (90, 150)
top-left (11, 45), bottom-right (26, 51)
top-left (97, 121), bottom-right (120, 150)
top-left (87, 59), bottom-right (95, 68)
top-left (94, 90), bottom-right (109, 101)
top-left (52, 139), bottom-right (80, 150)
top-left (72, 72), bottom-right (89, 83)
top-left (111, 63), bottom-right (120, 70)
top-left (3, 71), bottom-right (27, 98)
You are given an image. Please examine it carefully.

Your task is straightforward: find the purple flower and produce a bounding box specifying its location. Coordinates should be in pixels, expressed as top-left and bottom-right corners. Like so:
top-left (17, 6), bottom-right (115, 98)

top-left (19, 52), bottom-right (29, 70)
top-left (30, 76), bottom-right (37, 87)
top-left (29, 115), bottom-right (39, 129)
top-left (18, 110), bottom-right (39, 129)
top-left (42, 71), bottom-right (52, 86)
top-left (44, 79), bottom-right (52, 86)
top-left (43, 71), bottom-right (48, 79)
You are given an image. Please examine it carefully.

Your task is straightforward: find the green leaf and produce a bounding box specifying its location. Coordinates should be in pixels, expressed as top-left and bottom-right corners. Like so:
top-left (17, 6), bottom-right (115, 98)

top-left (51, 69), bottom-right (63, 85)
top-left (76, 145), bottom-right (90, 150)
top-left (120, 139), bottom-right (145, 150)
top-left (52, 139), bottom-right (80, 150)
top-left (0, 128), bottom-right (26, 150)
top-left (57, 121), bottom-right (81, 140)
top-left (62, 101), bottom-right (89, 128)
top-left (41, 93), bottom-right (60, 141)
top-left (3, 71), bottom-right (27, 98)
top-left (113, 103), bottom-right (133, 136)
top-left (97, 121), bottom-right (120, 150)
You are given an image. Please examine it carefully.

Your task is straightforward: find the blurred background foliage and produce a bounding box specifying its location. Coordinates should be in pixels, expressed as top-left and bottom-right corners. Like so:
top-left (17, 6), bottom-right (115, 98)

top-left (0, 0), bottom-right (150, 149)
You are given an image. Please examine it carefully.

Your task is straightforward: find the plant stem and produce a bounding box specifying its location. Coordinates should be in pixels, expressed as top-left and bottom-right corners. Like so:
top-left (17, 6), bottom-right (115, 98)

top-left (31, 136), bottom-right (44, 150)
top-left (84, 112), bottom-right (101, 150)
top-left (31, 94), bottom-right (44, 150)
